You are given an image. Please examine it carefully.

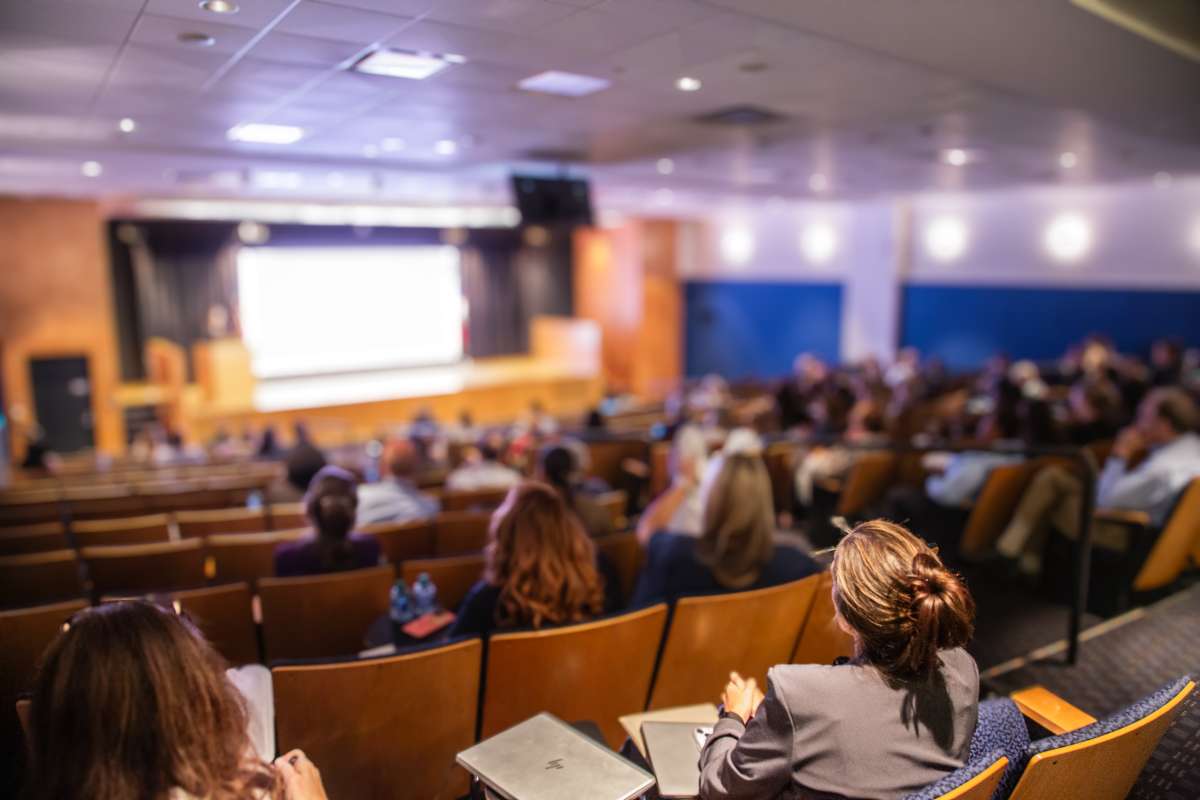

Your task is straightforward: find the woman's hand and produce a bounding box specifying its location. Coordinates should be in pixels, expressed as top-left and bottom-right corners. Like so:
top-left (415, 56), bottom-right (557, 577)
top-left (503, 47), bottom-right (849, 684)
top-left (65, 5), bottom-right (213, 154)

top-left (275, 749), bottom-right (329, 800)
top-left (721, 671), bottom-right (765, 724)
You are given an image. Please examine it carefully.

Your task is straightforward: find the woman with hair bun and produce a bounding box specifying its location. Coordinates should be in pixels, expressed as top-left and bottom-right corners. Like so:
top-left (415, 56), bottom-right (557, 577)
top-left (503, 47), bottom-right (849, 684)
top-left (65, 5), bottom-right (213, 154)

top-left (699, 520), bottom-right (978, 800)
top-left (274, 465), bottom-right (381, 577)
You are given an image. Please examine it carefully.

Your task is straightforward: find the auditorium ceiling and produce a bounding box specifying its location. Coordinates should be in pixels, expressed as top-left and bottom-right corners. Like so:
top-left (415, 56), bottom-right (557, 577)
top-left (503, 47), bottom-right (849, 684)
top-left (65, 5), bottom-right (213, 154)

top-left (0, 0), bottom-right (1198, 210)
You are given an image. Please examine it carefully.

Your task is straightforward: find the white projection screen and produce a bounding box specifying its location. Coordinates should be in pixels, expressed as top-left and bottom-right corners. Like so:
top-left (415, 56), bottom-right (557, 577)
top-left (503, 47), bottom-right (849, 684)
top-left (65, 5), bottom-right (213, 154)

top-left (236, 245), bottom-right (464, 379)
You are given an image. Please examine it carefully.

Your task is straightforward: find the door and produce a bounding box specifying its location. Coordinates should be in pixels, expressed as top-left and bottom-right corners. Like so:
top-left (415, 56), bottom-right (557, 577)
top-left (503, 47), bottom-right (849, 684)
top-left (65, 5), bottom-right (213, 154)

top-left (30, 356), bottom-right (94, 453)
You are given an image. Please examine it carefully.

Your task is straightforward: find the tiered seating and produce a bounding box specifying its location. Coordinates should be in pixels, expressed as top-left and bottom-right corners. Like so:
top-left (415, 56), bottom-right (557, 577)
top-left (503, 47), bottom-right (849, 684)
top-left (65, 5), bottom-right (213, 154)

top-left (204, 530), bottom-right (308, 589)
top-left (258, 565), bottom-right (393, 661)
top-left (82, 540), bottom-right (207, 596)
top-left (433, 510), bottom-right (491, 556)
top-left (0, 550), bottom-right (84, 608)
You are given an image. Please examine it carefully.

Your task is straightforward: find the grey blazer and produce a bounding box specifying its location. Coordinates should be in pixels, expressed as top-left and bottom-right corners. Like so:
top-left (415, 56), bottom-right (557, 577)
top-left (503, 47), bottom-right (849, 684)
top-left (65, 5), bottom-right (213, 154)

top-left (698, 648), bottom-right (979, 800)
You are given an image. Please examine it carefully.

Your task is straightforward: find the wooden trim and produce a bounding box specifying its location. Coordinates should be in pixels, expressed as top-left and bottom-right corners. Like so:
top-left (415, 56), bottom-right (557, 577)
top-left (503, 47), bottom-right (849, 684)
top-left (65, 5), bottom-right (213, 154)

top-left (1092, 508), bottom-right (1151, 528)
top-left (939, 757), bottom-right (1007, 800)
top-left (271, 636), bottom-right (482, 676)
top-left (1011, 685), bottom-right (1097, 734)
top-left (488, 602), bottom-right (668, 644)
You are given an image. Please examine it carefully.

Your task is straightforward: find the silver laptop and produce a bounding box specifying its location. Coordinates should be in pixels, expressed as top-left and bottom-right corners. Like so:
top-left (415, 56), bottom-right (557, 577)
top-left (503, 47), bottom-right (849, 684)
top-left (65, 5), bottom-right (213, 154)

top-left (640, 721), bottom-right (706, 799)
top-left (457, 713), bottom-right (656, 800)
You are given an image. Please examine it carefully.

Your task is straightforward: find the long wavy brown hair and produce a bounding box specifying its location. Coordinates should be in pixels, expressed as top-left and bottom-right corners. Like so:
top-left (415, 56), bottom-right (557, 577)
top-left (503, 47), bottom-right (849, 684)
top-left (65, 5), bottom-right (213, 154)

top-left (23, 601), bottom-right (280, 800)
top-left (485, 481), bottom-right (605, 629)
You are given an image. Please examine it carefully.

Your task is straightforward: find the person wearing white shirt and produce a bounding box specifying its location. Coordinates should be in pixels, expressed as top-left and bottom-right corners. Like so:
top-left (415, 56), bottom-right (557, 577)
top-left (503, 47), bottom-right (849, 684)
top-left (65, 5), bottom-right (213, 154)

top-left (445, 436), bottom-right (522, 492)
top-left (357, 438), bottom-right (440, 525)
top-left (995, 387), bottom-right (1200, 574)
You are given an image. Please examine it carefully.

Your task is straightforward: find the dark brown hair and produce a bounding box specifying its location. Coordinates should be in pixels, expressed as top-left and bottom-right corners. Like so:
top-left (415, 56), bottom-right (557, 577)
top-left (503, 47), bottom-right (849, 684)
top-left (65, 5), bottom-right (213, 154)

top-left (1145, 387), bottom-right (1199, 433)
top-left (485, 481), bottom-right (605, 629)
top-left (304, 465), bottom-right (359, 570)
top-left (831, 520), bottom-right (974, 680)
top-left (24, 601), bottom-right (279, 800)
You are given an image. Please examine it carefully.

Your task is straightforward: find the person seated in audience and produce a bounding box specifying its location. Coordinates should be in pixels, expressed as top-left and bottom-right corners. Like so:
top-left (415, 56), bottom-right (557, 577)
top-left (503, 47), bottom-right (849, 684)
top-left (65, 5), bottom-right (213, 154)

top-left (1061, 376), bottom-right (1125, 445)
top-left (263, 439), bottom-right (328, 505)
top-left (444, 432), bottom-right (521, 492)
top-left (18, 429), bottom-right (58, 477)
top-left (537, 444), bottom-right (612, 538)
top-left (448, 482), bottom-right (619, 638)
top-left (631, 431), bottom-right (819, 606)
top-left (793, 397), bottom-right (888, 510)
top-left (698, 520), bottom-right (977, 800)
top-left (994, 387), bottom-right (1200, 575)
top-left (258, 424), bottom-right (284, 458)
top-left (356, 438), bottom-right (440, 526)
top-left (24, 601), bottom-right (328, 800)
top-left (637, 424), bottom-right (709, 539)
top-left (275, 465), bottom-right (381, 577)
top-left (775, 353), bottom-right (829, 431)
top-left (1150, 337), bottom-right (1185, 387)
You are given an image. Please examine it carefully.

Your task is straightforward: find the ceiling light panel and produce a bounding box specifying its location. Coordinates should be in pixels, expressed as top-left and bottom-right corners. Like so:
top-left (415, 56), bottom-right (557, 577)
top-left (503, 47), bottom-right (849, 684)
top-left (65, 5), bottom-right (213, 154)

top-left (518, 70), bottom-right (611, 97)
top-left (352, 49), bottom-right (458, 80)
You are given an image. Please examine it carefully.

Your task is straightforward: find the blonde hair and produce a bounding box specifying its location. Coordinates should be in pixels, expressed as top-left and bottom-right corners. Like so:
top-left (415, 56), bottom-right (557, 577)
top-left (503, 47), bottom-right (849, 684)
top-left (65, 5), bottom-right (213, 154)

top-left (832, 520), bottom-right (974, 680)
top-left (695, 454), bottom-right (775, 589)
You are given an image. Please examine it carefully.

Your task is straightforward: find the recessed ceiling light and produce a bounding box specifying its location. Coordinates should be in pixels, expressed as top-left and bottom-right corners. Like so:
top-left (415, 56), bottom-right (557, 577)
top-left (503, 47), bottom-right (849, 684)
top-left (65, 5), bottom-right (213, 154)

top-left (1058, 151), bottom-right (1078, 169)
top-left (808, 173), bottom-right (829, 193)
top-left (1044, 212), bottom-right (1092, 262)
top-left (435, 139), bottom-right (458, 156)
top-left (200, 0), bottom-right (238, 13)
top-left (720, 225), bottom-right (755, 265)
top-left (518, 70), bottom-right (611, 97)
top-left (1154, 171), bottom-right (1173, 188)
top-left (442, 53), bottom-right (467, 64)
top-left (118, 117), bottom-right (136, 133)
top-left (81, 161), bottom-right (102, 178)
top-left (177, 31), bottom-right (216, 47)
top-left (352, 49), bottom-right (456, 80)
top-left (924, 216), bottom-right (969, 262)
top-left (656, 158), bottom-right (675, 175)
top-left (943, 148), bottom-right (968, 167)
top-left (381, 138), bottom-right (406, 152)
top-left (800, 223), bottom-right (838, 264)
top-left (676, 76), bottom-right (702, 92)
top-left (227, 122), bottom-right (304, 144)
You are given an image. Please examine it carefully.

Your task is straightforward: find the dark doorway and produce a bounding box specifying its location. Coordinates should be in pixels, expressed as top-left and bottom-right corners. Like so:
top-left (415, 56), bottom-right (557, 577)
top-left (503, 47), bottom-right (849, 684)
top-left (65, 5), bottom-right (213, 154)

top-left (30, 356), bottom-right (94, 453)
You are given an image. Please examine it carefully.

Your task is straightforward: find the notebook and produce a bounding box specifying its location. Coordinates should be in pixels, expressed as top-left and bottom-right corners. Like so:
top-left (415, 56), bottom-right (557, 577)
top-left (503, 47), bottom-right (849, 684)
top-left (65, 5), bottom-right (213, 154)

top-left (641, 721), bottom-right (706, 799)
top-left (456, 713), bottom-right (656, 800)
top-left (619, 703), bottom-right (719, 758)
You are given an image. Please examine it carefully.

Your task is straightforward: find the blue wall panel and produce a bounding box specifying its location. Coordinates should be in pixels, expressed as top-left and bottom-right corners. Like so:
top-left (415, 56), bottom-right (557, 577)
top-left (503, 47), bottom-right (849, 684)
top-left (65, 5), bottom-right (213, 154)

top-left (685, 281), bottom-right (842, 378)
top-left (901, 284), bottom-right (1200, 370)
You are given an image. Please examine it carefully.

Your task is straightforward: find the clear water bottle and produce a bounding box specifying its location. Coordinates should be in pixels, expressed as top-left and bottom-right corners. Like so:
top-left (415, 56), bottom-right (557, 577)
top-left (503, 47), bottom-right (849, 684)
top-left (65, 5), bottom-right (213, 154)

top-left (389, 579), bottom-right (414, 623)
top-left (411, 572), bottom-right (438, 616)
top-left (246, 489), bottom-right (263, 510)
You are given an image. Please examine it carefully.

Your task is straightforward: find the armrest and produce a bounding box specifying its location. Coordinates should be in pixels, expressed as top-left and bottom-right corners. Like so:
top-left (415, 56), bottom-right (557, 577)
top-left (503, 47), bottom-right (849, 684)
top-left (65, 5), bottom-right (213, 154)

top-left (1093, 509), bottom-right (1152, 529)
top-left (815, 477), bottom-right (843, 494)
top-left (1011, 686), bottom-right (1097, 735)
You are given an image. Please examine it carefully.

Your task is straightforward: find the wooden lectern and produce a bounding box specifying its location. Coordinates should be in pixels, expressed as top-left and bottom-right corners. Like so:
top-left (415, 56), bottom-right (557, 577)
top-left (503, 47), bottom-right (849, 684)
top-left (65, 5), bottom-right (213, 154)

top-left (192, 338), bottom-right (255, 411)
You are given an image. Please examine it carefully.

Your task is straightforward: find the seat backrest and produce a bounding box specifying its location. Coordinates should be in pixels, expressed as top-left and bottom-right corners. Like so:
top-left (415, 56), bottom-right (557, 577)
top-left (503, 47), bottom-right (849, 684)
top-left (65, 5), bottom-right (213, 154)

top-left (441, 488), bottom-right (509, 512)
top-left (836, 452), bottom-right (899, 517)
top-left (1008, 678), bottom-right (1195, 800)
top-left (482, 603), bottom-right (668, 747)
top-left (905, 754), bottom-right (1009, 800)
top-left (959, 462), bottom-right (1038, 558)
top-left (791, 571), bottom-right (856, 666)
top-left (72, 513), bottom-right (172, 548)
top-left (400, 554), bottom-right (485, 612)
top-left (258, 565), bottom-right (393, 661)
top-left (173, 583), bottom-right (259, 666)
top-left (360, 520), bottom-right (436, 565)
top-left (593, 532), bottom-right (644, 605)
top-left (593, 490), bottom-right (628, 530)
top-left (0, 491), bottom-right (62, 526)
top-left (268, 503), bottom-right (308, 531)
top-left (273, 638), bottom-right (481, 800)
top-left (1134, 479), bottom-right (1200, 591)
top-left (585, 439), bottom-right (648, 488)
top-left (764, 443), bottom-right (797, 512)
top-left (143, 487), bottom-right (232, 514)
top-left (176, 506), bottom-right (270, 538)
top-left (81, 540), bottom-right (207, 596)
top-left (0, 550), bottom-right (85, 609)
top-left (205, 530), bottom-right (307, 589)
top-left (434, 511), bottom-right (492, 556)
top-left (650, 575), bottom-right (821, 710)
top-left (0, 525), bottom-right (68, 557)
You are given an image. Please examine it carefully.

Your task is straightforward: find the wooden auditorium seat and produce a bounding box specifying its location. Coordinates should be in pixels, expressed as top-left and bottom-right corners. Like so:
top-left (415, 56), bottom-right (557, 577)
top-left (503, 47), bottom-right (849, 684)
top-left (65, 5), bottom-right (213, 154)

top-left (360, 520), bottom-right (436, 565)
top-left (584, 439), bottom-right (649, 490)
top-left (0, 490), bottom-right (63, 527)
top-left (649, 575), bottom-right (821, 710)
top-left (1007, 678), bottom-right (1195, 800)
top-left (481, 603), bottom-right (668, 747)
top-left (71, 513), bottom-right (172, 548)
top-left (763, 442), bottom-right (797, 512)
top-left (593, 489), bottom-right (628, 531)
top-left (81, 540), bottom-right (206, 597)
top-left (440, 487), bottom-right (509, 512)
top-left (791, 571), bottom-right (856, 666)
top-left (205, 530), bottom-right (307, 588)
top-left (171, 583), bottom-right (260, 666)
top-left (1127, 479), bottom-right (1200, 593)
top-left (593, 532), bottom-right (644, 605)
top-left (268, 503), bottom-right (308, 531)
top-left (139, 485), bottom-right (232, 514)
top-left (258, 565), bottom-right (393, 661)
top-left (433, 510), bottom-right (492, 556)
top-left (273, 638), bottom-right (481, 800)
top-left (834, 452), bottom-right (899, 518)
top-left (0, 523), bottom-right (68, 557)
top-left (399, 554), bottom-right (484, 612)
top-left (63, 486), bottom-right (147, 521)
top-left (176, 506), bottom-right (270, 538)
top-left (0, 550), bottom-right (85, 609)
top-left (957, 462), bottom-right (1039, 558)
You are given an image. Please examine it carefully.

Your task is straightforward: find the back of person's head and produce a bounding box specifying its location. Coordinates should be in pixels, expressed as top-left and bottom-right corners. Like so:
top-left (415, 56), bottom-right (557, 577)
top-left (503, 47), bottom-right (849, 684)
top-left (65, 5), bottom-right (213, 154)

top-left (832, 520), bottom-right (975, 681)
top-left (284, 441), bottom-right (327, 493)
top-left (1070, 377), bottom-right (1123, 424)
top-left (670, 424), bottom-right (708, 485)
top-left (537, 445), bottom-right (576, 501)
top-left (695, 453), bottom-right (775, 590)
top-left (383, 438), bottom-right (419, 480)
top-left (485, 481), bottom-right (604, 629)
top-left (25, 601), bottom-right (276, 800)
top-left (304, 466), bottom-right (359, 570)
top-left (478, 432), bottom-right (505, 463)
top-left (1142, 387), bottom-right (1199, 436)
